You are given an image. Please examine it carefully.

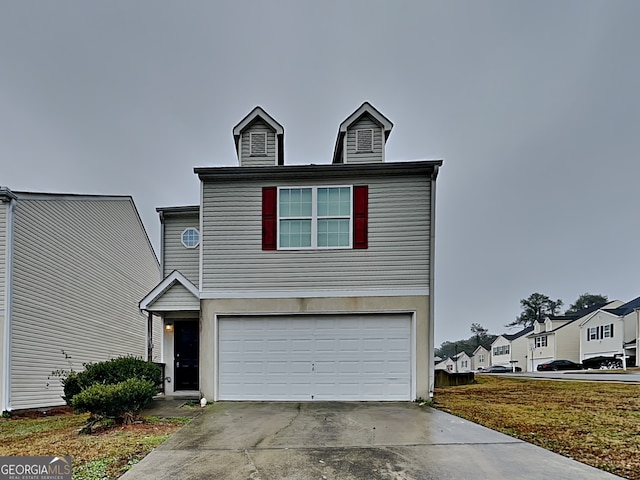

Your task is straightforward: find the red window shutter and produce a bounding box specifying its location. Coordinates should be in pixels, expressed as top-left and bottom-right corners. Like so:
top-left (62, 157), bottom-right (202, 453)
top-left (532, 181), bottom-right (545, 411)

top-left (262, 187), bottom-right (277, 250)
top-left (353, 185), bottom-right (368, 249)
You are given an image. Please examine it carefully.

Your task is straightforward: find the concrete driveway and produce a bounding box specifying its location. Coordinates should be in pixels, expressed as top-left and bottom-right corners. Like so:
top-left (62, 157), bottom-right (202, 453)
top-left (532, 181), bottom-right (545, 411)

top-left (121, 402), bottom-right (622, 480)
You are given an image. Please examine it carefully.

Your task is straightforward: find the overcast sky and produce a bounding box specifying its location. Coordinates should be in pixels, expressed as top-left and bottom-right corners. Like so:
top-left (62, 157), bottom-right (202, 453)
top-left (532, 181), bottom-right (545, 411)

top-left (2, 1), bottom-right (639, 346)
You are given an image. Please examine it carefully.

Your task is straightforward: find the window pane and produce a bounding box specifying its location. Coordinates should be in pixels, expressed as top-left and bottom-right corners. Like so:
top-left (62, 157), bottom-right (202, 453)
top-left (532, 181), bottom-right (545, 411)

top-left (317, 219), bottom-right (350, 247)
top-left (280, 220), bottom-right (311, 248)
top-left (318, 187), bottom-right (350, 217)
top-left (280, 188), bottom-right (312, 217)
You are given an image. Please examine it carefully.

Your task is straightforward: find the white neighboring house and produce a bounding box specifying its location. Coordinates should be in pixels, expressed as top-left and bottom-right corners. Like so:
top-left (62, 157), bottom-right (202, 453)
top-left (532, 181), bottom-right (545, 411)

top-left (491, 326), bottom-right (533, 371)
top-left (0, 188), bottom-right (161, 412)
top-left (434, 357), bottom-right (454, 372)
top-left (453, 351), bottom-right (472, 373)
top-left (471, 345), bottom-right (490, 371)
top-left (527, 301), bottom-right (623, 371)
top-left (579, 296), bottom-right (640, 368)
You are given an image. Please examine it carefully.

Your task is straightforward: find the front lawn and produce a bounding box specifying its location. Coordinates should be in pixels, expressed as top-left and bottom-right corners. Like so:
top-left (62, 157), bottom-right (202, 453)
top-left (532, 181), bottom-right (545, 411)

top-left (433, 376), bottom-right (640, 480)
top-left (0, 409), bottom-right (190, 479)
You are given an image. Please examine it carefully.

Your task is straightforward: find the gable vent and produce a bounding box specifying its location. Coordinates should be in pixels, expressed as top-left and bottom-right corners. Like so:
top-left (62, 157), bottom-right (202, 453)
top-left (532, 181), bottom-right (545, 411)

top-left (356, 129), bottom-right (373, 153)
top-left (250, 132), bottom-right (267, 156)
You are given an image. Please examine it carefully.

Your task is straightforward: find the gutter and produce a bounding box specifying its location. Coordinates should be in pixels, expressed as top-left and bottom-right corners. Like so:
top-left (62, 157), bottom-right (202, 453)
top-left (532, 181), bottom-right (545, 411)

top-left (428, 164), bottom-right (440, 398)
top-left (2, 197), bottom-right (16, 412)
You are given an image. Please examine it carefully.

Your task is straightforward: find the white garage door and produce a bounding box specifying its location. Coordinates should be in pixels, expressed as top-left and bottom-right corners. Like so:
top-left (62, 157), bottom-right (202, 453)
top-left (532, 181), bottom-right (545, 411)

top-left (218, 314), bottom-right (412, 401)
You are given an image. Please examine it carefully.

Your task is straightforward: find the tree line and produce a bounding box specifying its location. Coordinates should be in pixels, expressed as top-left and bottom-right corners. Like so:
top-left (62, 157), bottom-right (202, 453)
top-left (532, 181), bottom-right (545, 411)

top-left (435, 292), bottom-right (608, 359)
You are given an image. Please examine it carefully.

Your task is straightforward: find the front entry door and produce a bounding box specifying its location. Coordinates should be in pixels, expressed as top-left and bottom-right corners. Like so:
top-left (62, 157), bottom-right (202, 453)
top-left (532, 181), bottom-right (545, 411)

top-left (174, 320), bottom-right (199, 390)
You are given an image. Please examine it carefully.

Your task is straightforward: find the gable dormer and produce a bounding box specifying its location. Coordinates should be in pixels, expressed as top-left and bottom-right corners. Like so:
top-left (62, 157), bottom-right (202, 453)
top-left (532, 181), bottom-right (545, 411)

top-left (332, 102), bottom-right (393, 164)
top-left (233, 107), bottom-right (284, 167)
top-left (533, 320), bottom-right (544, 334)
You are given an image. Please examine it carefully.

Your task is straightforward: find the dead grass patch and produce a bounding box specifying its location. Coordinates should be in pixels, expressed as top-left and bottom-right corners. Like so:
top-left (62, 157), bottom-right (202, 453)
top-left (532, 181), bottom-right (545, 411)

top-left (0, 410), bottom-right (190, 479)
top-left (433, 376), bottom-right (640, 479)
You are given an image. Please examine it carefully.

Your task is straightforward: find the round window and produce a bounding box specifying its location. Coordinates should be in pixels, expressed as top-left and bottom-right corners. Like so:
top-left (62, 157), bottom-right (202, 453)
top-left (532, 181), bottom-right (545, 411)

top-left (181, 228), bottom-right (200, 248)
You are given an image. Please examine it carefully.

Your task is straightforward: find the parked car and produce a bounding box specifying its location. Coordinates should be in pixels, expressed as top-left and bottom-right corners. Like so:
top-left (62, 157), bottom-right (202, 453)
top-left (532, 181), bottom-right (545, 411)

top-left (536, 360), bottom-right (583, 371)
top-left (480, 365), bottom-right (521, 373)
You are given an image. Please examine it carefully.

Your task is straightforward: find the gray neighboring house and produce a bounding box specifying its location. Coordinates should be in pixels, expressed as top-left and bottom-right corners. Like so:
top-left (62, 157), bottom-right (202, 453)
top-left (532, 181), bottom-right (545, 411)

top-left (140, 103), bottom-right (443, 401)
top-left (0, 188), bottom-right (161, 412)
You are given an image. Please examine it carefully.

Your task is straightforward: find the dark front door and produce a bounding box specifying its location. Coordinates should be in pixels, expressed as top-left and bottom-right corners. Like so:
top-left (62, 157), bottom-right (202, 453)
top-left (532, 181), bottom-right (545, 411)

top-left (174, 320), bottom-right (199, 390)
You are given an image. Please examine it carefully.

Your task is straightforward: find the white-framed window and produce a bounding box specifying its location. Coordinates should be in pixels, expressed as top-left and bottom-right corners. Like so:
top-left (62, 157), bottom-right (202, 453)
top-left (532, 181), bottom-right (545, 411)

top-left (535, 336), bottom-right (548, 348)
top-left (588, 326), bottom-right (599, 341)
top-left (181, 228), bottom-right (200, 248)
top-left (355, 128), bottom-right (373, 153)
top-left (603, 324), bottom-right (613, 338)
top-left (250, 132), bottom-right (267, 156)
top-left (278, 186), bottom-right (352, 249)
top-left (493, 345), bottom-right (510, 356)
top-left (478, 354), bottom-right (485, 363)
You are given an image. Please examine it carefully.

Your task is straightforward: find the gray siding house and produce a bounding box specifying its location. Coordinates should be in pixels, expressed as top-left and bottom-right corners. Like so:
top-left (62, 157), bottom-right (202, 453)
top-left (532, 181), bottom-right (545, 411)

top-left (0, 188), bottom-right (161, 412)
top-left (140, 102), bottom-right (442, 401)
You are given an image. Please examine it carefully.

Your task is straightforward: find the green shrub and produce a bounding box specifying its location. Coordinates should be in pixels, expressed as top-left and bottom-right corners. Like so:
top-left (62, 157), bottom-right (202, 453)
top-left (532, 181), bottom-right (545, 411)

top-left (72, 378), bottom-right (157, 424)
top-left (63, 357), bottom-right (161, 405)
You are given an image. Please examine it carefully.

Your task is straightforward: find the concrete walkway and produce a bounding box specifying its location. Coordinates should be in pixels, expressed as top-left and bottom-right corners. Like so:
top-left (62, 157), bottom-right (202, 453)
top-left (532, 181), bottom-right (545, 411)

top-left (121, 402), bottom-right (622, 480)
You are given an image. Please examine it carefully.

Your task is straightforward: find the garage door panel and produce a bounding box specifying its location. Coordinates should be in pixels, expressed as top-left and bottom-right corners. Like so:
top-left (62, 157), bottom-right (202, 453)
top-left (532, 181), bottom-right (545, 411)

top-left (218, 315), bottom-right (412, 401)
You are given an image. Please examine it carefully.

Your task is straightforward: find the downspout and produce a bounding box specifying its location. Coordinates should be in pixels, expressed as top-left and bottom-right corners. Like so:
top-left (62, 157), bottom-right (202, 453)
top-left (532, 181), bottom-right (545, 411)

top-left (2, 197), bottom-right (16, 412)
top-left (428, 165), bottom-right (439, 398)
top-left (147, 311), bottom-right (153, 362)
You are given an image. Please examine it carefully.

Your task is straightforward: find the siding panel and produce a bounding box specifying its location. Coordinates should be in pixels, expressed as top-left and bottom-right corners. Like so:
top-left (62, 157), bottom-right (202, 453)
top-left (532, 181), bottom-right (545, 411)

top-left (345, 116), bottom-right (384, 164)
top-left (202, 174), bottom-right (430, 292)
top-left (162, 213), bottom-right (199, 286)
top-left (10, 197), bottom-right (161, 409)
top-left (0, 203), bottom-right (6, 313)
top-left (240, 121), bottom-right (277, 167)
top-left (151, 283), bottom-right (199, 311)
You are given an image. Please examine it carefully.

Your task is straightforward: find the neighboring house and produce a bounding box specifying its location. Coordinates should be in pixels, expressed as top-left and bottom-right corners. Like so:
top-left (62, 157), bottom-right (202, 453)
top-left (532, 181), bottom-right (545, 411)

top-left (471, 345), bottom-right (490, 371)
top-left (0, 188), bottom-right (161, 412)
top-left (453, 351), bottom-right (472, 373)
top-left (527, 301), bottom-right (622, 371)
top-left (491, 326), bottom-right (533, 371)
top-left (434, 357), bottom-right (454, 372)
top-left (140, 102), bottom-right (443, 401)
top-left (579, 296), bottom-right (640, 368)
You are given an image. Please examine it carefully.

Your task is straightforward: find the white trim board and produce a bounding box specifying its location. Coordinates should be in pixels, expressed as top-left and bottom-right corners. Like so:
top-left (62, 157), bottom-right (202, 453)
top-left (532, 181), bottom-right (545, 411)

top-left (199, 288), bottom-right (429, 300)
top-left (140, 270), bottom-right (199, 311)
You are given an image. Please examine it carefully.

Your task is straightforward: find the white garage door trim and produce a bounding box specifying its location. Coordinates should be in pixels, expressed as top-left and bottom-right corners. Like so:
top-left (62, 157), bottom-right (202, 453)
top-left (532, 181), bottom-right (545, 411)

top-left (215, 313), bottom-right (415, 401)
top-left (532, 357), bottom-right (553, 370)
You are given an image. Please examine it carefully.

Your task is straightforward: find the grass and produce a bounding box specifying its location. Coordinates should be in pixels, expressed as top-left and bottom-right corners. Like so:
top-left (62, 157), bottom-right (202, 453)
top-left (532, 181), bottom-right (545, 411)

top-left (0, 410), bottom-right (191, 479)
top-left (433, 376), bottom-right (640, 480)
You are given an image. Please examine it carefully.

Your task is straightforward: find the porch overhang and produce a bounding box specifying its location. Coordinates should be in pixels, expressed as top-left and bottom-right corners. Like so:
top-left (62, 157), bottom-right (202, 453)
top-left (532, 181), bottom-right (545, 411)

top-left (139, 270), bottom-right (200, 312)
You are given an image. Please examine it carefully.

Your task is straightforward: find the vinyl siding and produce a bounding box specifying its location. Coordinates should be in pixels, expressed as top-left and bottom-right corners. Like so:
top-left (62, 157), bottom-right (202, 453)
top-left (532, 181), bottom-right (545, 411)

top-left (345, 116), bottom-right (384, 164)
top-left (239, 121), bottom-right (277, 167)
top-left (10, 197), bottom-right (161, 409)
top-left (581, 312), bottom-right (621, 359)
top-left (0, 202), bottom-right (6, 411)
top-left (623, 312), bottom-right (635, 342)
top-left (162, 213), bottom-right (199, 286)
top-left (555, 323), bottom-right (581, 362)
top-left (0, 202), bottom-right (6, 314)
top-left (201, 173), bottom-right (430, 293)
top-left (149, 283), bottom-right (199, 311)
